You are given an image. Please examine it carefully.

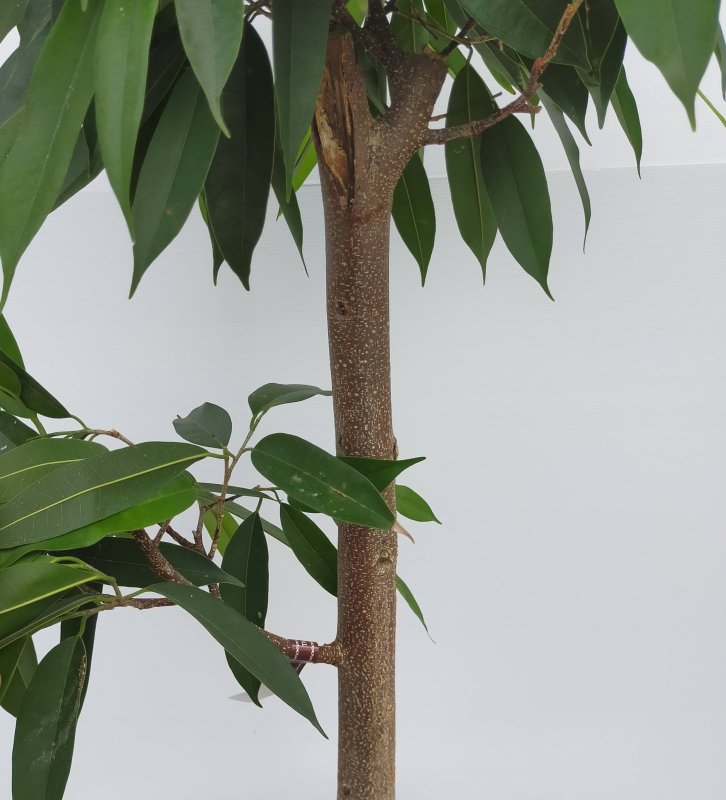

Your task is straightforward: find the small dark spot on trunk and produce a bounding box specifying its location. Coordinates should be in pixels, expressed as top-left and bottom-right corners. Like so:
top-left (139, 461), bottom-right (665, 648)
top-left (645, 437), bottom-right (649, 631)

top-left (335, 300), bottom-right (349, 317)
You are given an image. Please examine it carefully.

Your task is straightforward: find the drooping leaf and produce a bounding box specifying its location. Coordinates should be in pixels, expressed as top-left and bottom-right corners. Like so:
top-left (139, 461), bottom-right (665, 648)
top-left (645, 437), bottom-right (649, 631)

top-left (0, 592), bottom-right (94, 651)
top-left (0, 18), bottom-right (48, 136)
top-left (271, 135), bottom-right (306, 270)
top-left (204, 24), bottom-right (274, 289)
top-left (12, 636), bottom-right (86, 800)
top-left (0, 442), bottom-right (207, 549)
top-left (94, 0), bottom-right (157, 225)
top-left (60, 606), bottom-right (97, 710)
top-left (142, 27), bottom-right (187, 123)
top-left (391, 0), bottom-right (430, 52)
top-left (445, 65), bottom-right (498, 279)
top-left (716, 25), bottom-right (726, 99)
top-left (462, 0), bottom-right (590, 68)
top-left (221, 512), bottom-right (269, 704)
top-left (174, 0), bottom-right (243, 133)
top-left (392, 151), bottom-right (436, 284)
top-left (338, 455), bottom-right (425, 492)
top-left (0, 438), bottom-right (106, 502)
top-left (0, 1), bottom-right (29, 42)
top-left (273, 0), bottom-right (333, 187)
top-left (248, 382), bottom-right (332, 425)
top-left (480, 116), bottom-right (553, 296)
top-left (395, 575), bottom-right (430, 635)
top-left (198, 483), bottom-right (272, 502)
top-left (173, 402), bottom-right (232, 448)
top-left (0, 0), bottom-right (102, 306)
top-left (292, 131), bottom-right (318, 192)
top-left (611, 66), bottom-right (642, 175)
top-left (279, 504), bottom-right (337, 595)
top-left (220, 501), bottom-right (287, 548)
top-left (540, 94), bottom-right (591, 246)
top-left (0, 350), bottom-right (69, 419)
top-left (614, 0), bottom-right (719, 126)
top-left (536, 62), bottom-right (591, 142)
top-left (203, 505), bottom-right (250, 554)
top-left (131, 68), bottom-right (220, 295)
top-left (251, 434), bottom-right (394, 530)
top-left (0, 411), bottom-right (36, 451)
top-left (154, 583), bottom-right (325, 734)
top-left (395, 485), bottom-right (441, 523)
top-left (0, 636), bottom-right (36, 716)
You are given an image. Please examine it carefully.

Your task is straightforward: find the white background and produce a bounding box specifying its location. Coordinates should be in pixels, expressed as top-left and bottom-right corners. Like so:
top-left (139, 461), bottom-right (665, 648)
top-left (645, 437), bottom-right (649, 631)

top-left (1, 29), bottom-right (726, 800)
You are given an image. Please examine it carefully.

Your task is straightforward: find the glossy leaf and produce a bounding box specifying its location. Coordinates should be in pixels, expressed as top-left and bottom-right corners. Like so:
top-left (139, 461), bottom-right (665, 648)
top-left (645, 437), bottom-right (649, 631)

top-left (0, 636), bottom-right (36, 716)
top-left (142, 27), bottom-right (187, 123)
top-left (396, 575), bottom-right (430, 635)
top-left (60, 608), bottom-right (97, 711)
top-left (0, 593), bottom-right (93, 651)
top-left (445, 66), bottom-right (498, 278)
top-left (463, 0), bottom-right (590, 68)
top-left (0, 1), bottom-right (28, 42)
top-left (198, 483), bottom-right (272, 502)
top-left (251, 434), bottom-right (394, 530)
top-left (537, 63), bottom-right (591, 142)
top-left (0, 350), bottom-right (69, 419)
top-left (480, 116), bottom-right (553, 296)
top-left (205, 25), bottom-right (274, 289)
top-left (611, 67), bottom-right (642, 175)
top-left (12, 636), bottom-right (86, 800)
top-left (0, 438), bottom-right (106, 502)
top-left (271, 135), bottom-right (306, 269)
top-left (338, 455), bottom-right (425, 492)
top-left (95, 0), bottom-right (157, 225)
top-left (0, 0), bottom-right (102, 306)
top-left (221, 501), bottom-right (287, 548)
top-left (395, 485), bottom-right (440, 523)
top-left (131, 68), bottom-right (220, 295)
top-left (614, 0), bottom-right (719, 126)
top-left (280, 504), bottom-right (337, 595)
top-left (392, 152), bottom-right (436, 284)
top-left (0, 411), bottom-right (36, 451)
top-left (154, 583), bottom-right (325, 734)
top-left (391, 0), bottom-right (429, 52)
top-left (273, 0), bottom-right (333, 187)
top-left (0, 442), bottom-right (207, 549)
top-left (173, 402), bottom-right (232, 448)
top-left (174, 0), bottom-right (243, 134)
top-left (221, 512), bottom-right (269, 704)
top-left (248, 382), bottom-right (332, 424)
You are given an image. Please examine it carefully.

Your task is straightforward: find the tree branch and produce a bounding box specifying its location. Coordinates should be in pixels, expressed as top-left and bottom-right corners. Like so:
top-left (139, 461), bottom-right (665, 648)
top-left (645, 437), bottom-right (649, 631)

top-left (132, 530), bottom-right (190, 584)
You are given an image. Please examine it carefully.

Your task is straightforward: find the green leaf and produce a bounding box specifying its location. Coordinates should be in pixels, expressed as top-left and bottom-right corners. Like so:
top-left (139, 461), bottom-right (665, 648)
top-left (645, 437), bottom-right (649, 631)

top-left (392, 152), bottom-right (436, 285)
top-left (251, 434), bottom-right (394, 530)
top-left (0, 438), bottom-right (106, 502)
top-left (0, 0), bottom-right (102, 306)
top-left (0, 350), bottom-right (69, 419)
top-left (480, 116), bottom-right (553, 296)
top-left (173, 402), bottom-right (232, 448)
top-left (60, 606), bottom-right (97, 711)
top-left (445, 65), bottom-right (498, 279)
top-left (611, 66), bottom-right (642, 176)
top-left (198, 483), bottom-right (272, 501)
top-left (72, 538), bottom-right (244, 588)
top-left (716, 25), bottom-right (726, 99)
top-left (279, 504), bottom-right (337, 595)
top-left (12, 636), bottom-right (86, 800)
top-left (221, 512), bottom-right (269, 704)
top-left (154, 583), bottom-right (325, 734)
top-left (220, 502), bottom-right (287, 548)
top-left (0, 411), bottom-right (36, 451)
top-left (94, 0), bottom-right (157, 226)
top-left (142, 27), bottom-right (187, 123)
top-left (536, 63), bottom-right (591, 142)
top-left (292, 131), bottom-right (318, 192)
top-left (391, 0), bottom-right (429, 52)
top-left (248, 382), bottom-right (332, 424)
top-left (395, 575), bottom-right (430, 635)
top-left (174, 0), bottom-right (243, 134)
top-left (0, 592), bottom-right (95, 651)
top-left (204, 24), bottom-right (274, 289)
top-left (338, 455), bottom-right (425, 492)
top-left (395, 484), bottom-right (440, 523)
top-left (271, 135), bottom-right (306, 270)
top-left (614, 0), bottom-right (719, 127)
top-left (462, 0), bottom-right (590, 68)
top-left (131, 68), bottom-right (220, 295)
top-left (0, 1), bottom-right (29, 42)
top-left (273, 0), bottom-right (333, 187)
top-left (540, 94), bottom-right (591, 246)
top-left (0, 636), bottom-right (36, 716)
top-left (0, 442), bottom-right (207, 549)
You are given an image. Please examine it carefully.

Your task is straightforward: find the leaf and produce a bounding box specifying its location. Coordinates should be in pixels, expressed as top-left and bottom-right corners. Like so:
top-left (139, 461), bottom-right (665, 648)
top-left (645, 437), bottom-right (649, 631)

top-left (0, 0), bottom-right (102, 306)
top-left (445, 65), bottom-right (498, 279)
top-left (154, 583), bottom-right (325, 734)
top-left (395, 485), bottom-right (440, 523)
top-left (716, 25), bottom-right (726, 99)
top-left (142, 27), bottom-right (187, 123)
top-left (12, 636), bottom-right (86, 800)
top-left (174, 0), bottom-right (243, 134)
top-left (536, 63), bottom-right (591, 142)
top-left (203, 506), bottom-right (248, 554)
top-left (540, 94), bottom-right (591, 246)
top-left (251, 434), bottom-right (394, 530)
top-left (480, 116), bottom-right (553, 296)
top-left (221, 512), bottom-right (269, 704)
top-left (462, 0), bottom-right (590, 68)
top-left (131, 68), bottom-right (220, 295)
top-left (614, 0), bottom-right (719, 126)
top-left (391, 0), bottom-right (429, 52)
top-left (72, 538), bottom-right (244, 588)
top-left (248, 382), bottom-right (332, 424)
top-left (395, 575), bottom-right (430, 635)
top-left (271, 135), bottom-right (306, 270)
top-left (204, 24), bottom-right (274, 289)
top-left (279, 504), bottom-right (337, 595)
top-left (611, 67), bottom-right (642, 176)
top-left (199, 483), bottom-right (272, 502)
top-left (0, 1), bottom-right (29, 43)
top-left (273, 0), bottom-right (333, 187)
top-left (392, 152), bottom-right (436, 284)
top-left (60, 607), bottom-right (97, 711)
top-left (0, 442), bottom-right (207, 549)
top-left (0, 438), bottom-right (106, 502)
top-left (94, 0), bottom-right (157, 225)
top-left (338, 455), bottom-right (425, 492)
top-left (0, 349), bottom-right (69, 419)
top-left (0, 636), bottom-right (36, 716)
top-left (292, 131), bottom-right (318, 192)
top-left (221, 502), bottom-right (287, 548)
top-left (0, 411), bottom-right (36, 451)
top-left (173, 402), bottom-right (232, 448)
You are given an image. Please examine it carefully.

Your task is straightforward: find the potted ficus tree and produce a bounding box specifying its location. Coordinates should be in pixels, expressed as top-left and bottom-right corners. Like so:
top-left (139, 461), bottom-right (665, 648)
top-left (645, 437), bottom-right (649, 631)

top-left (0, 0), bottom-right (723, 798)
